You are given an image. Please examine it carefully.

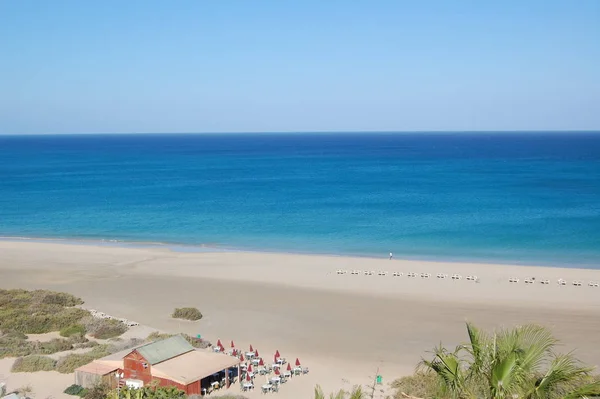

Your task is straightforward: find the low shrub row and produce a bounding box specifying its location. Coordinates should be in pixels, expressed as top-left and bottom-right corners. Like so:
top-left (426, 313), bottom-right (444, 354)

top-left (11, 355), bottom-right (57, 372)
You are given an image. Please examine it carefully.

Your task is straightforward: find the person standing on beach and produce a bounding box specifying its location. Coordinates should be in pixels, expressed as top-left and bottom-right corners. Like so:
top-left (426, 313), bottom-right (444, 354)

top-left (389, 252), bottom-right (393, 260)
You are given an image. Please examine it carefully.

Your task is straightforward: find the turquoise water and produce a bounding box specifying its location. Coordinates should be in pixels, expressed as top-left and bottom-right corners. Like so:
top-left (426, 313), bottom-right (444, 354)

top-left (1, 133), bottom-right (600, 267)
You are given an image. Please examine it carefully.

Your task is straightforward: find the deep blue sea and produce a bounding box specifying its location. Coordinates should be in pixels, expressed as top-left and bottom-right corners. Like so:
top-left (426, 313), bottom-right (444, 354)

top-left (1, 133), bottom-right (600, 267)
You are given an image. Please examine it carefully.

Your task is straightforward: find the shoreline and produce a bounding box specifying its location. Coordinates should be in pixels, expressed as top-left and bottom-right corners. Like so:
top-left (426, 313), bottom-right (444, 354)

top-left (1, 235), bottom-right (599, 271)
top-left (2, 240), bottom-right (600, 398)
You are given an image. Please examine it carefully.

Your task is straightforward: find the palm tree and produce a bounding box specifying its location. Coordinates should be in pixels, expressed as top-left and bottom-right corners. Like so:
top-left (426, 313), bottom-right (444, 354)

top-left (314, 384), bottom-right (365, 399)
top-left (419, 323), bottom-right (600, 399)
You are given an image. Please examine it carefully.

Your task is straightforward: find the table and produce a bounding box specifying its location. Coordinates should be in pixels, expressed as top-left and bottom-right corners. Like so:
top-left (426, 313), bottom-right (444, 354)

top-left (242, 383), bottom-right (254, 392)
top-left (245, 352), bottom-right (255, 358)
top-left (276, 358), bottom-right (286, 365)
top-left (261, 384), bottom-right (272, 393)
top-left (270, 377), bottom-right (281, 384)
top-left (283, 371), bottom-right (291, 378)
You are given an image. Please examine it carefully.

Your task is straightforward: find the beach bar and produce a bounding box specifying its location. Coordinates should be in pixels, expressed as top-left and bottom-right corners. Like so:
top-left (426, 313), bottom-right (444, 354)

top-left (76, 335), bottom-right (241, 395)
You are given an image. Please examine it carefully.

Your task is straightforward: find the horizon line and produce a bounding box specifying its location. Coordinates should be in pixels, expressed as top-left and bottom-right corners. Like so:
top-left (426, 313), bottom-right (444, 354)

top-left (2, 129), bottom-right (600, 136)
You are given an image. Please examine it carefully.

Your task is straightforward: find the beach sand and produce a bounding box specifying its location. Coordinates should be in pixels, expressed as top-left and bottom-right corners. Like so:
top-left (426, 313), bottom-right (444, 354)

top-left (2, 241), bottom-right (600, 399)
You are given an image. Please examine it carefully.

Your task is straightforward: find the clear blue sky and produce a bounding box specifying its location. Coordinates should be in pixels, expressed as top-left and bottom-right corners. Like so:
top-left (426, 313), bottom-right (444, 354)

top-left (1, 0), bottom-right (599, 134)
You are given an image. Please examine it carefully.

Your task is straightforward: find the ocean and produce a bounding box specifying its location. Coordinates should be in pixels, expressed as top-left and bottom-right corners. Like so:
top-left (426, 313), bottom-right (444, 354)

top-left (1, 132), bottom-right (599, 268)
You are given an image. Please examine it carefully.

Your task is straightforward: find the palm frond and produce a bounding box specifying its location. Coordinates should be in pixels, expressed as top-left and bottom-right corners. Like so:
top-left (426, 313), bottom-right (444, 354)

top-left (314, 385), bottom-right (326, 399)
top-left (560, 380), bottom-right (600, 399)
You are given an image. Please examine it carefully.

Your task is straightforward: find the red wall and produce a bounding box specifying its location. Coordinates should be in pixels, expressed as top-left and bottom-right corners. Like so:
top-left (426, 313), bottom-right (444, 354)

top-left (122, 350), bottom-right (201, 395)
top-left (123, 351), bottom-right (152, 384)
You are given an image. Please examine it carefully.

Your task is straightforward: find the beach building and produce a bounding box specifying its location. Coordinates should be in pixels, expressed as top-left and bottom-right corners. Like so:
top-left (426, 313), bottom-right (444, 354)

top-left (75, 335), bottom-right (241, 395)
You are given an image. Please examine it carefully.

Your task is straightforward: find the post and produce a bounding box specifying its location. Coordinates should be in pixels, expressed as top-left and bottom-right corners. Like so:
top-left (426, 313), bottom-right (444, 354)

top-left (225, 367), bottom-right (230, 388)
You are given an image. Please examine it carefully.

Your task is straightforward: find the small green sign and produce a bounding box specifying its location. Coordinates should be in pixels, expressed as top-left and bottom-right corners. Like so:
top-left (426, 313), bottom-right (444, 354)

top-left (376, 375), bottom-right (382, 384)
top-left (196, 334), bottom-right (202, 339)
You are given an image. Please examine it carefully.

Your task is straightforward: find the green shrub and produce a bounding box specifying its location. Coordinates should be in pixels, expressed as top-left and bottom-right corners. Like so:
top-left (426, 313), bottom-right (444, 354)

top-left (172, 307), bottom-right (203, 321)
top-left (0, 289), bottom-right (90, 334)
top-left (11, 355), bottom-right (57, 372)
top-left (88, 344), bottom-right (111, 358)
top-left (81, 317), bottom-right (127, 339)
top-left (55, 353), bottom-right (96, 374)
top-left (60, 324), bottom-right (86, 337)
top-left (0, 330), bottom-right (92, 358)
top-left (64, 384), bottom-right (88, 397)
top-left (37, 338), bottom-right (75, 354)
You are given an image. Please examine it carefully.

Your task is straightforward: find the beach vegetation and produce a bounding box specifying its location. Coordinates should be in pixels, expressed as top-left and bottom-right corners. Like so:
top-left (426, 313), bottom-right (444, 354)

top-left (64, 384), bottom-right (88, 397)
top-left (171, 307), bottom-right (203, 321)
top-left (17, 384), bottom-right (34, 399)
top-left (396, 322), bottom-right (600, 399)
top-left (314, 385), bottom-right (365, 399)
top-left (391, 372), bottom-right (440, 399)
top-left (11, 355), bottom-right (57, 372)
top-left (60, 324), bottom-right (86, 337)
top-left (83, 383), bottom-right (110, 399)
top-left (0, 329), bottom-right (90, 358)
top-left (55, 344), bottom-right (113, 373)
top-left (106, 386), bottom-right (186, 398)
top-left (146, 331), bottom-right (211, 349)
top-left (81, 316), bottom-right (128, 339)
top-left (0, 289), bottom-right (89, 334)
top-left (56, 353), bottom-right (97, 373)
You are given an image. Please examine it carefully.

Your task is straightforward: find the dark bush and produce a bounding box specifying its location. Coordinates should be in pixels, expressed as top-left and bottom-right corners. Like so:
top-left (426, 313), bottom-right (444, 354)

top-left (64, 384), bottom-right (88, 397)
top-left (172, 307), bottom-right (203, 321)
top-left (83, 383), bottom-right (109, 399)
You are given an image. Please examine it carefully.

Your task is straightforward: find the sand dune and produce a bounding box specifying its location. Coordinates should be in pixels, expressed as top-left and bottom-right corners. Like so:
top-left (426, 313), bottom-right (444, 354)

top-left (2, 241), bottom-right (600, 398)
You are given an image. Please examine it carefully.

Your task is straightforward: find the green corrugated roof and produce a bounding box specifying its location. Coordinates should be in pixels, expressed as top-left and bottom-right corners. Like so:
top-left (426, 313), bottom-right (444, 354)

top-left (137, 335), bottom-right (194, 365)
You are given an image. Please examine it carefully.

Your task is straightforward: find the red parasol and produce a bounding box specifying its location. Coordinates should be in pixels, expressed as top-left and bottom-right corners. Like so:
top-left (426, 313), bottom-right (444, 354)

top-left (274, 354), bottom-right (278, 363)
top-left (246, 373), bottom-right (251, 382)
top-left (248, 364), bottom-right (253, 372)
top-left (295, 358), bottom-right (301, 367)
top-left (218, 344), bottom-right (225, 352)
top-left (274, 368), bottom-right (280, 376)
top-left (232, 349), bottom-right (238, 356)
top-left (254, 349), bottom-right (259, 357)
top-left (240, 354), bottom-right (245, 361)
top-left (259, 358), bottom-right (264, 366)
top-left (216, 339), bottom-right (222, 347)
top-left (249, 344), bottom-right (254, 352)
top-left (230, 340), bottom-right (235, 348)
top-left (275, 350), bottom-right (280, 358)
top-left (287, 363), bottom-right (292, 371)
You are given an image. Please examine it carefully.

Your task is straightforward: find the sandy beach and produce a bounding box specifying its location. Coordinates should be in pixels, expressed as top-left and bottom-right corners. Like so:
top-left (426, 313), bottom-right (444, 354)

top-left (2, 240), bottom-right (600, 398)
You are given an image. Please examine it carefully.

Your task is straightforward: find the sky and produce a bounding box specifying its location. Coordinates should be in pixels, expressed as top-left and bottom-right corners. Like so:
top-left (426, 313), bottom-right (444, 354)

top-left (0, 0), bottom-right (599, 134)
